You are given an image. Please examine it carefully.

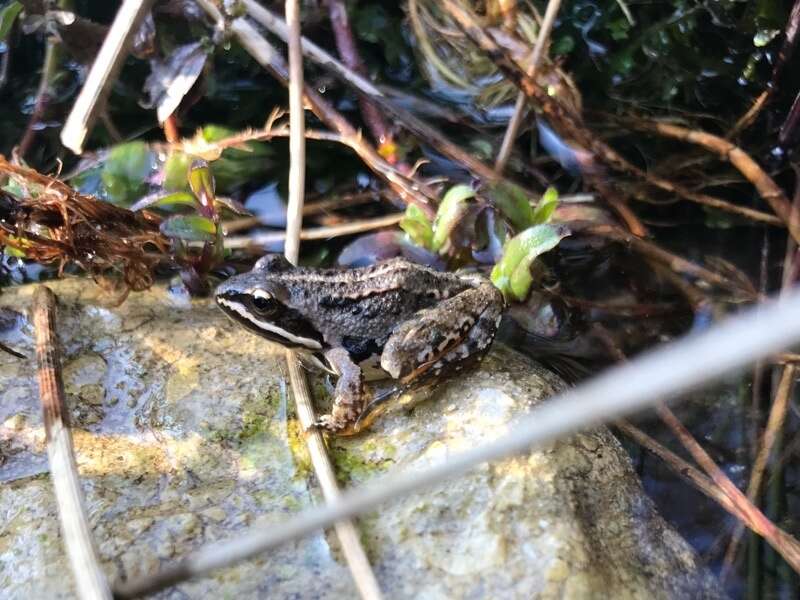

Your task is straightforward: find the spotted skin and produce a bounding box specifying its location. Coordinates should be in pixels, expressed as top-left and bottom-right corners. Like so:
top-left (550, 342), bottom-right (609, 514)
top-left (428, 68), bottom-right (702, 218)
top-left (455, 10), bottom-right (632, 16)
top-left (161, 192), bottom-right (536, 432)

top-left (215, 255), bottom-right (505, 434)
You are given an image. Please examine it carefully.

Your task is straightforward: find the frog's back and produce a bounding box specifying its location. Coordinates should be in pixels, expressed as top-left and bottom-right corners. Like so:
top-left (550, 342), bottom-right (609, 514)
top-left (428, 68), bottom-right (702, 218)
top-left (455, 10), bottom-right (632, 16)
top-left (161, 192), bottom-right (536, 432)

top-left (286, 258), bottom-right (470, 348)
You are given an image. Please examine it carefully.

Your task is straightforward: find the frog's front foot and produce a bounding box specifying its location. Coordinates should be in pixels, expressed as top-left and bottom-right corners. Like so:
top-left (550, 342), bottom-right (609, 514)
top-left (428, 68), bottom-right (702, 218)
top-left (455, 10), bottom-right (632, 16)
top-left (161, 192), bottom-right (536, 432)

top-left (316, 348), bottom-right (365, 435)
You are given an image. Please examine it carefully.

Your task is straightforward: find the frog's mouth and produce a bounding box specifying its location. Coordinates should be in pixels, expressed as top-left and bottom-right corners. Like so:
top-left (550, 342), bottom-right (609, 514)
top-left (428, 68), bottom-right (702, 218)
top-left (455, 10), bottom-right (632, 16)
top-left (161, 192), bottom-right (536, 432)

top-left (215, 293), bottom-right (324, 351)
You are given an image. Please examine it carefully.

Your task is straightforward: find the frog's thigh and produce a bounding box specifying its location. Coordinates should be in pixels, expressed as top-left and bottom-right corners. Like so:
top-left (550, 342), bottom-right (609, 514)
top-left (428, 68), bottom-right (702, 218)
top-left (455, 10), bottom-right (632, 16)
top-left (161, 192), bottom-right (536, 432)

top-left (380, 284), bottom-right (502, 380)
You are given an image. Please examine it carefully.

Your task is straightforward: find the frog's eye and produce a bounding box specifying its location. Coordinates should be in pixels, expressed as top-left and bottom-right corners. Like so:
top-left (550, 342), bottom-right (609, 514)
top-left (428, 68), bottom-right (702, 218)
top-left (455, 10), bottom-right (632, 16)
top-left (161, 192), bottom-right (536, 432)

top-left (251, 290), bottom-right (276, 313)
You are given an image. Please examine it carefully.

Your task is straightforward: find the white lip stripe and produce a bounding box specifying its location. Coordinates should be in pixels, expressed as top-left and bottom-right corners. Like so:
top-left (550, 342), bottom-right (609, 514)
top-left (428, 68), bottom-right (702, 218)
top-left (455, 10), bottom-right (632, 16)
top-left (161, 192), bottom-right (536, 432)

top-left (218, 298), bottom-right (323, 350)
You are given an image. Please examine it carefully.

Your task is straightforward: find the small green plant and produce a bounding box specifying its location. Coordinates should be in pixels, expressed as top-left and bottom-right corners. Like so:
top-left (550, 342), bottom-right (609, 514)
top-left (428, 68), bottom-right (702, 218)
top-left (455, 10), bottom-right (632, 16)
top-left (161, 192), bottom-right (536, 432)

top-left (137, 160), bottom-right (228, 294)
top-left (400, 183), bottom-right (569, 302)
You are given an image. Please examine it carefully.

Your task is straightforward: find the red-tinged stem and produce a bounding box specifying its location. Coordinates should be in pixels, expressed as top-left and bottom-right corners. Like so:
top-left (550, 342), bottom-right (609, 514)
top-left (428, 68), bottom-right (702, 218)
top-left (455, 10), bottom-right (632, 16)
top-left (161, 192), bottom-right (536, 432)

top-left (326, 0), bottom-right (393, 156)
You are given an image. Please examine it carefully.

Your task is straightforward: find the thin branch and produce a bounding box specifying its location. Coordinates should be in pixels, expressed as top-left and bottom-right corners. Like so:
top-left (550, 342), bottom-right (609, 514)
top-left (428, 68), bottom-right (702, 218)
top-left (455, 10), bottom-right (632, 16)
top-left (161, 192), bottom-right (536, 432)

top-left (223, 213), bottom-right (402, 249)
top-left (625, 119), bottom-right (800, 242)
top-left (657, 404), bottom-right (800, 573)
top-left (495, 0), bottom-right (562, 174)
top-left (282, 2), bottom-right (382, 598)
top-left (721, 365), bottom-right (797, 578)
top-left (242, 1), bottom-right (529, 190)
top-left (326, 0), bottom-right (392, 150)
top-left (33, 286), bottom-right (112, 600)
top-left (617, 421), bottom-right (742, 515)
top-left (196, 0), bottom-right (436, 214)
top-left (61, 0), bottom-right (156, 154)
top-left (113, 288), bottom-right (800, 598)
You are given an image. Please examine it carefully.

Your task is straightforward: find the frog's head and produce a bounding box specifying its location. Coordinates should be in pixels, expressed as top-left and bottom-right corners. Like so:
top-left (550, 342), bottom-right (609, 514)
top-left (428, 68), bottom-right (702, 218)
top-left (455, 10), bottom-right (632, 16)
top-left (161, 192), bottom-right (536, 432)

top-left (215, 254), bottom-right (324, 351)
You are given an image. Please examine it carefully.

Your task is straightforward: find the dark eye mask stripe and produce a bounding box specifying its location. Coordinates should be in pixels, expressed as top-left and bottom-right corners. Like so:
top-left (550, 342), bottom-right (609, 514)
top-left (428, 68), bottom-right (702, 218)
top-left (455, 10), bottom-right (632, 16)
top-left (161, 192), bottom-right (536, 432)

top-left (217, 294), bottom-right (324, 350)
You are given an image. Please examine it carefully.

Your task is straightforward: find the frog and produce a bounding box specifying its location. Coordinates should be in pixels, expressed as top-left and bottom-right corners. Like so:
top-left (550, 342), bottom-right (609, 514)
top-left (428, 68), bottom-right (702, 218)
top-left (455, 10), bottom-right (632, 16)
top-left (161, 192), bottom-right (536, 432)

top-left (215, 254), bottom-right (505, 435)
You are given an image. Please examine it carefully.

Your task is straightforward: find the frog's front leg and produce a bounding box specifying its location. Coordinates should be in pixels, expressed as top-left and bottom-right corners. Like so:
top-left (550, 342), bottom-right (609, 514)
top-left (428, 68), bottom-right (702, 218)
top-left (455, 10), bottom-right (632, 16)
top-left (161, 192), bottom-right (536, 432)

top-left (380, 282), bottom-right (504, 386)
top-left (316, 347), bottom-right (367, 434)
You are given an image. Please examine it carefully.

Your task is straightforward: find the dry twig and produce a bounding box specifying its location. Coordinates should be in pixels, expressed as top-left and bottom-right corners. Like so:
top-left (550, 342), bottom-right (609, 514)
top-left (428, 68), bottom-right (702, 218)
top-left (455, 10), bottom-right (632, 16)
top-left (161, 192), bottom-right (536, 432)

top-left (281, 2), bottom-right (382, 598)
top-left (721, 365), bottom-right (797, 578)
top-left (626, 120), bottom-right (800, 242)
top-left (494, 0), bottom-right (562, 173)
top-left (33, 286), bottom-right (111, 600)
top-left (657, 404), bottom-right (800, 574)
top-left (223, 213), bottom-right (402, 249)
top-left (61, 0), bottom-right (156, 153)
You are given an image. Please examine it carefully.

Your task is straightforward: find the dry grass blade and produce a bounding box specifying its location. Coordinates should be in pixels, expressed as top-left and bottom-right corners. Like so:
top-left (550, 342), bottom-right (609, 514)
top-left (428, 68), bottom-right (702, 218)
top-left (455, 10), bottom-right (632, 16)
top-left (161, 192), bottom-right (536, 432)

top-left (112, 288), bottom-right (800, 598)
top-left (721, 364), bottom-right (797, 578)
top-left (61, 0), bottom-right (156, 153)
top-left (285, 360), bottom-right (384, 600)
top-left (282, 1), bottom-right (382, 598)
top-left (223, 213), bottom-right (403, 249)
top-left (33, 286), bottom-right (112, 600)
top-left (657, 404), bottom-right (800, 574)
top-left (495, 0), bottom-right (563, 173)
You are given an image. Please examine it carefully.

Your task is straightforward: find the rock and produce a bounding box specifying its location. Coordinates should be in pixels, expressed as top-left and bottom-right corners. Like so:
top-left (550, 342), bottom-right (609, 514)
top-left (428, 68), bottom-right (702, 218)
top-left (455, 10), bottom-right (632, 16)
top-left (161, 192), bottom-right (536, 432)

top-left (0, 279), bottom-right (722, 599)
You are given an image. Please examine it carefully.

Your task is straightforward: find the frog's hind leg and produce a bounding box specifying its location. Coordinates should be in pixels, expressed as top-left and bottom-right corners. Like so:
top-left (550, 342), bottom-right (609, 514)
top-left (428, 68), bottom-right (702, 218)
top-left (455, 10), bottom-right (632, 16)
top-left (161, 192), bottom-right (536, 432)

top-left (380, 282), bottom-right (503, 387)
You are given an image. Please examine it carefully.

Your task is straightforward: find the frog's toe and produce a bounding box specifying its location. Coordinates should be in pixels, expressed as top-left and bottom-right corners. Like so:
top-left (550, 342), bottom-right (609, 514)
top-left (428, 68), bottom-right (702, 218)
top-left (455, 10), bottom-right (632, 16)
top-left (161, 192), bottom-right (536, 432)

top-left (316, 413), bottom-right (362, 436)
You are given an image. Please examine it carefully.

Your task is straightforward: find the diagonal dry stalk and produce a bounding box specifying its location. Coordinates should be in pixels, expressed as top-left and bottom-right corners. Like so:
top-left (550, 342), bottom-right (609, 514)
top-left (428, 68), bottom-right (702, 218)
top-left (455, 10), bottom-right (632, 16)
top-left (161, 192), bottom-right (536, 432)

top-left (242, 1), bottom-right (542, 198)
top-left (281, 1), bottom-right (382, 598)
top-left (33, 286), bottom-right (112, 600)
top-left (656, 404), bottom-right (800, 574)
top-left (196, 0), bottom-right (436, 215)
top-left (61, 0), bottom-right (155, 154)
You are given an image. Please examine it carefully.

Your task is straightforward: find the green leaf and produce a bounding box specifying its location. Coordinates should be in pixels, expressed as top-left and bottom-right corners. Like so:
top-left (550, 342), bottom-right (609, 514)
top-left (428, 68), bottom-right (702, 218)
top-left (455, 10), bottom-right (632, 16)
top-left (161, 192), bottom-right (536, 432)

top-left (491, 182), bottom-right (534, 231)
top-left (0, 2), bottom-right (22, 43)
top-left (432, 184), bottom-right (475, 253)
top-left (491, 224), bottom-right (570, 301)
top-left (399, 204), bottom-right (433, 250)
top-left (100, 141), bottom-right (154, 205)
top-left (163, 151), bottom-right (192, 191)
top-left (188, 159), bottom-right (215, 208)
top-left (531, 186), bottom-right (559, 224)
top-left (160, 215), bottom-right (217, 242)
top-left (130, 191), bottom-right (198, 212)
